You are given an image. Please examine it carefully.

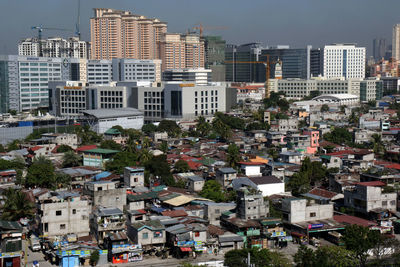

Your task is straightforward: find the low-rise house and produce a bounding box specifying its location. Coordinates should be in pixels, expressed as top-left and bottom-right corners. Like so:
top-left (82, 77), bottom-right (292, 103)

top-left (266, 132), bottom-right (286, 147)
top-left (281, 198), bottom-right (333, 224)
top-left (216, 167), bottom-right (237, 187)
top-left (91, 207), bottom-right (125, 245)
top-left (344, 182), bottom-right (397, 215)
top-left (236, 188), bottom-right (269, 220)
top-left (105, 232), bottom-right (142, 264)
top-left (0, 220), bottom-right (23, 267)
top-left (278, 118), bottom-right (298, 133)
top-left (57, 166), bottom-right (101, 189)
top-left (302, 188), bottom-right (344, 205)
top-left (279, 151), bottom-right (302, 164)
top-left (124, 167), bottom-right (145, 188)
top-left (83, 181), bottom-right (126, 211)
top-left (239, 162), bottom-right (264, 177)
top-left (82, 148), bottom-right (119, 168)
top-left (38, 191), bottom-right (90, 238)
top-left (218, 233), bottom-right (245, 251)
top-left (0, 169), bottom-right (17, 184)
top-left (186, 175), bottom-right (204, 192)
top-left (104, 128), bottom-right (128, 145)
top-left (127, 220), bottom-right (166, 252)
top-left (200, 202), bottom-right (236, 226)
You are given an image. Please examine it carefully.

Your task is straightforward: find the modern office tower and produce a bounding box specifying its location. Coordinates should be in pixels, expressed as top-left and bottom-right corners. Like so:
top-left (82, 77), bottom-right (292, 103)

top-left (86, 60), bottom-right (113, 85)
top-left (380, 77), bottom-right (400, 95)
top-left (132, 86), bottom-right (165, 123)
top-left (0, 55), bottom-right (74, 112)
top-left (163, 82), bottom-right (232, 120)
top-left (225, 43), bottom-right (264, 82)
top-left (323, 44), bottom-right (366, 79)
top-left (360, 78), bottom-right (383, 102)
top-left (392, 24), bottom-right (400, 61)
top-left (18, 37), bottom-right (88, 59)
top-left (162, 68), bottom-right (211, 85)
top-left (90, 8), bottom-right (167, 60)
top-left (373, 38), bottom-right (387, 61)
top-left (158, 33), bottom-right (205, 71)
top-left (269, 77), bottom-right (382, 102)
top-left (204, 36), bottom-right (226, 81)
top-left (112, 59), bottom-right (161, 83)
top-left (48, 81), bottom-right (87, 117)
top-left (310, 48), bottom-right (323, 78)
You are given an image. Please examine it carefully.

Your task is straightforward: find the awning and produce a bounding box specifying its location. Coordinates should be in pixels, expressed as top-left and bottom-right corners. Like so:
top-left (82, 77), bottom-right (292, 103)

top-left (180, 247), bottom-right (192, 252)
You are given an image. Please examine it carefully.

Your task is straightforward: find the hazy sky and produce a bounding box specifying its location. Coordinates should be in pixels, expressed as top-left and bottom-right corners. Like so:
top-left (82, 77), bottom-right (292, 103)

top-left (1, 0), bottom-right (399, 56)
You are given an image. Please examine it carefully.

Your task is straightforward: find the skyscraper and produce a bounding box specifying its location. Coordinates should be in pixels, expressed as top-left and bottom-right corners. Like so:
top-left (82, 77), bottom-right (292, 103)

top-left (90, 8), bottom-right (167, 60)
top-left (323, 44), bottom-right (366, 79)
top-left (392, 24), bottom-right (400, 61)
top-left (373, 38), bottom-right (387, 61)
top-left (204, 36), bottom-right (226, 81)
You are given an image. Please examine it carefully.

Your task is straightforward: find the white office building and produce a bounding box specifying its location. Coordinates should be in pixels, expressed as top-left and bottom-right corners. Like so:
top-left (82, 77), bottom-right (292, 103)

top-left (323, 44), bottom-right (366, 79)
top-left (112, 58), bottom-right (161, 84)
top-left (393, 24), bottom-right (400, 61)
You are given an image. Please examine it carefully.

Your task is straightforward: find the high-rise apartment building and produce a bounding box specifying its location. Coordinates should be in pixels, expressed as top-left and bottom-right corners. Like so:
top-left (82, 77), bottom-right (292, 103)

top-left (323, 44), bottom-right (366, 79)
top-left (18, 37), bottom-right (88, 59)
top-left (90, 8), bottom-right (167, 60)
top-left (158, 33), bottom-right (205, 71)
top-left (373, 38), bottom-right (387, 61)
top-left (392, 24), bottom-right (400, 61)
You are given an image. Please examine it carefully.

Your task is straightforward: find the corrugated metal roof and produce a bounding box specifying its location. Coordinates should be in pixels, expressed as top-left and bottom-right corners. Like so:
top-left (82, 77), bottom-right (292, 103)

top-left (83, 108), bottom-right (143, 119)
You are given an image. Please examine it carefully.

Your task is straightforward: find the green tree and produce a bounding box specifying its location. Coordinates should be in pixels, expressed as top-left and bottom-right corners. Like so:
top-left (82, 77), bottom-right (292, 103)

top-left (1, 188), bottom-right (35, 221)
top-left (75, 125), bottom-right (102, 145)
top-left (246, 122), bottom-right (269, 131)
top-left (371, 134), bottom-right (385, 156)
top-left (26, 156), bottom-right (56, 188)
top-left (342, 225), bottom-right (381, 266)
top-left (212, 117), bottom-right (232, 140)
top-left (294, 245), bottom-right (315, 267)
top-left (99, 140), bottom-right (122, 151)
top-left (196, 116), bottom-right (211, 136)
top-left (225, 248), bottom-right (290, 267)
top-left (287, 172), bottom-right (310, 196)
top-left (105, 151), bottom-right (138, 174)
top-left (174, 159), bottom-right (190, 173)
top-left (7, 140), bottom-right (20, 151)
top-left (314, 246), bottom-right (358, 267)
top-left (157, 120), bottom-right (181, 137)
top-left (226, 143), bottom-right (240, 168)
top-left (55, 172), bottom-right (72, 189)
top-left (199, 180), bottom-right (225, 202)
top-left (0, 158), bottom-right (25, 171)
top-left (138, 148), bottom-right (153, 165)
top-left (141, 123), bottom-right (157, 135)
top-left (145, 154), bottom-right (174, 186)
top-left (62, 151), bottom-right (81, 168)
top-left (0, 144), bottom-right (5, 153)
top-left (320, 104), bottom-right (329, 112)
top-left (57, 144), bottom-right (73, 153)
top-left (323, 127), bottom-right (353, 145)
top-left (159, 141), bottom-right (168, 154)
top-left (89, 250), bottom-right (99, 266)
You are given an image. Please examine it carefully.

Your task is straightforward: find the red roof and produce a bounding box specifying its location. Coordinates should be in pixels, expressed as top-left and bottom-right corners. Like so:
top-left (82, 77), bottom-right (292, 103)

top-left (161, 210), bottom-right (188, 217)
top-left (187, 160), bottom-right (203, 170)
top-left (30, 146), bottom-right (43, 152)
top-left (239, 161), bottom-right (264, 166)
top-left (308, 188), bottom-right (339, 199)
top-left (326, 149), bottom-right (372, 157)
top-left (357, 181), bottom-right (386, 187)
top-left (333, 215), bottom-right (377, 227)
top-left (76, 145), bottom-right (97, 152)
top-left (384, 163), bottom-right (400, 170)
top-left (51, 145), bottom-right (60, 154)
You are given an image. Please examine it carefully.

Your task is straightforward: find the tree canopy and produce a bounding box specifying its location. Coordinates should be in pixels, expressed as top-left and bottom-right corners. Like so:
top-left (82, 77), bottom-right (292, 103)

top-left (226, 143), bottom-right (240, 168)
top-left (174, 159), bottom-right (190, 173)
top-left (26, 156), bottom-right (56, 189)
top-left (105, 151), bottom-right (138, 174)
top-left (323, 127), bottom-right (353, 145)
top-left (1, 188), bottom-right (35, 221)
top-left (62, 151), bottom-right (81, 168)
top-left (57, 144), bottom-right (73, 153)
top-left (294, 245), bottom-right (358, 267)
top-left (145, 154), bottom-right (174, 186)
top-left (157, 120), bottom-right (181, 137)
top-left (141, 123), bottom-right (158, 135)
top-left (224, 248), bottom-right (290, 267)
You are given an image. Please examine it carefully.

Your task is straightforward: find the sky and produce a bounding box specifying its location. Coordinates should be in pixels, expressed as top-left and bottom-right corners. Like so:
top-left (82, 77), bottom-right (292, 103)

top-left (1, 0), bottom-right (399, 56)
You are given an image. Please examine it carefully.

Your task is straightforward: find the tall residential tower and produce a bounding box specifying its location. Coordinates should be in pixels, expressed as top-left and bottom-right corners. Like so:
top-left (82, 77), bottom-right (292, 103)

top-left (392, 24), bottom-right (400, 61)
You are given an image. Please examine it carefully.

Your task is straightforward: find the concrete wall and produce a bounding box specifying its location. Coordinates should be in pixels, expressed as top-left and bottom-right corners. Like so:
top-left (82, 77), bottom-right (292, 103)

top-left (40, 197), bottom-right (90, 237)
top-left (0, 126), bottom-right (33, 145)
top-left (127, 225), bottom-right (165, 246)
top-left (93, 188), bottom-right (127, 211)
top-left (204, 203), bottom-right (236, 226)
top-left (282, 198), bottom-right (333, 223)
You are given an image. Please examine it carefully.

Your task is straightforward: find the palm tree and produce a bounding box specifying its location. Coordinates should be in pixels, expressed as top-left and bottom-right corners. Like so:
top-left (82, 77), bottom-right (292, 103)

top-left (139, 149), bottom-right (153, 165)
top-left (2, 188), bottom-right (35, 221)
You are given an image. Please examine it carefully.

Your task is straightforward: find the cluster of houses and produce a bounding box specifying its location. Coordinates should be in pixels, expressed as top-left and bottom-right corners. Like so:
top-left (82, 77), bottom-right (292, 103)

top-left (1, 94), bottom-right (400, 266)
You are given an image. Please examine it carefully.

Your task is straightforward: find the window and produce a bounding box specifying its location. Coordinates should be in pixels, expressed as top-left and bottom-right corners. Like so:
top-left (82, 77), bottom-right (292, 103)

top-left (154, 231), bottom-right (163, 238)
top-left (56, 210), bottom-right (62, 216)
top-left (142, 233), bottom-right (148, 239)
top-left (310, 212), bottom-right (316, 217)
top-left (44, 223), bottom-right (48, 232)
top-left (195, 232), bottom-right (200, 237)
top-left (72, 209), bottom-right (76, 215)
top-left (382, 201), bottom-right (387, 206)
top-left (60, 224), bottom-right (66, 230)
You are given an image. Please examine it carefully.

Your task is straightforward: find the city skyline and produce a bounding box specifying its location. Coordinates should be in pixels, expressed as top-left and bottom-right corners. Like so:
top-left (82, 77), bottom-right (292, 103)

top-left (1, 0), bottom-right (399, 55)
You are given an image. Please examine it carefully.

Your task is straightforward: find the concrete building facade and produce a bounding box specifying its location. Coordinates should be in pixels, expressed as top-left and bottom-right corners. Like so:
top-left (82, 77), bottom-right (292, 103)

top-left (281, 198), bottom-right (333, 224)
top-left (236, 188), bottom-right (269, 220)
top-left (393, 24), bottom-right (400, 61)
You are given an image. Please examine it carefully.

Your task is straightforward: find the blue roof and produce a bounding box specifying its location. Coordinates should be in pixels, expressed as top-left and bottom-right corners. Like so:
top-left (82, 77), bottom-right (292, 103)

top-left (94, 171), bottom-right (112, 180)
top-left (151, 206), bottom-right (166, 213)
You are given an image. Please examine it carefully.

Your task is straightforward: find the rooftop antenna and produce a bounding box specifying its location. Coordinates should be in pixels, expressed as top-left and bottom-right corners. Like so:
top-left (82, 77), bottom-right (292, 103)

top-left (75, 0), bottom-right (81, 39)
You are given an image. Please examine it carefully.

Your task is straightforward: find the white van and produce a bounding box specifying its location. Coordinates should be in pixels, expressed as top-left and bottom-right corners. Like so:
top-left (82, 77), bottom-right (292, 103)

top-left (30, 236), bottom-right (41, 252)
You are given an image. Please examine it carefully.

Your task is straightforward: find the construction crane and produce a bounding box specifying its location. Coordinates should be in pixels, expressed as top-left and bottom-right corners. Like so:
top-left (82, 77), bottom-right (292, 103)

top-left (192, 23), bottom-right (228, 37)
top-left (225, 55), bottom-right (279, 99)
top-left (31, 26), bottom-right (73, 56)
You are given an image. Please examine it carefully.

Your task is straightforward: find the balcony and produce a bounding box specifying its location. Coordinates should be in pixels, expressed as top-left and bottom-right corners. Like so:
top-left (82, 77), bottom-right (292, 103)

top-left (97, 221), bottom-right (125, 231)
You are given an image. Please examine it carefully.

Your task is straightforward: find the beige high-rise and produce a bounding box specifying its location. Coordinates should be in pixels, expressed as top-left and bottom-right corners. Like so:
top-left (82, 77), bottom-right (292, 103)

top-left (90, 8), bottom-right (167, 60)
top-left (392, 24), bottom-right (400, 61)
top-left (159, 33), bottom-right (205, 71)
